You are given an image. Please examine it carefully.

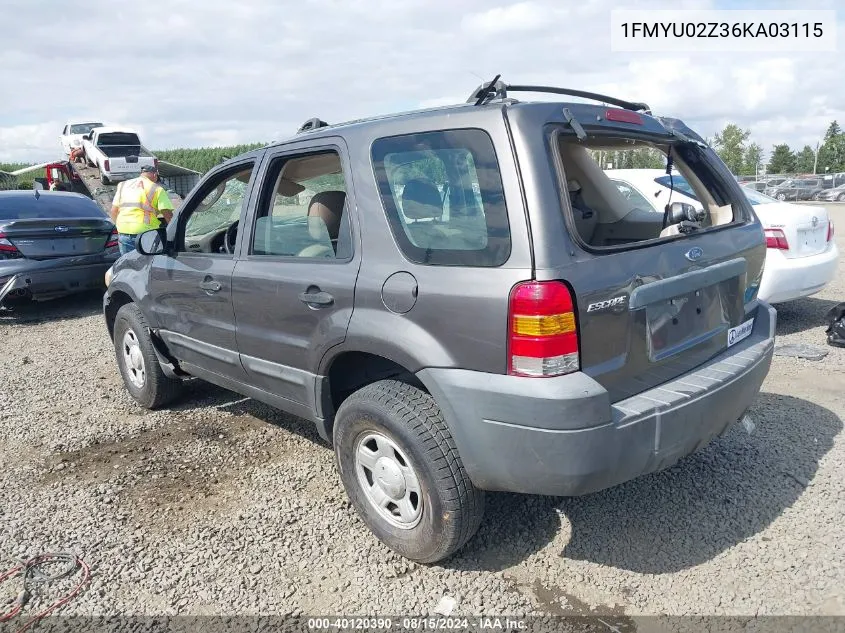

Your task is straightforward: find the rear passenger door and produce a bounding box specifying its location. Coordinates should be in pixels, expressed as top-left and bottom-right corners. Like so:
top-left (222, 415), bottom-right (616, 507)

top-left (231, 139), bottom-right (361, 410)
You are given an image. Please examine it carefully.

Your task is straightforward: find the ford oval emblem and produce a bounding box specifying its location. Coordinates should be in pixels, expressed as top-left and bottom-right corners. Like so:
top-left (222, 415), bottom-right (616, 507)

top-left (54, 225), bottom-right (70, 232)
top-left (685, 246), bottom-right (703, 261)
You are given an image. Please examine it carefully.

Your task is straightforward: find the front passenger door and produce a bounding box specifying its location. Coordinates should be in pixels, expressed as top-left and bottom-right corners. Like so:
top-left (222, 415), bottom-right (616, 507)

top-left (147, 157), bottom-right (261, 381)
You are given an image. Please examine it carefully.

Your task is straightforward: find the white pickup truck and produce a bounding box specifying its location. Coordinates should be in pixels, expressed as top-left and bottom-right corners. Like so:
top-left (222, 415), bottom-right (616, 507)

top-left (81, 127), bottom-right (157, 185)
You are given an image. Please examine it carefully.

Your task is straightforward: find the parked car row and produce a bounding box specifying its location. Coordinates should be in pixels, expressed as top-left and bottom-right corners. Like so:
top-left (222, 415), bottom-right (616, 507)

top-left (763, 178), bottom-right (824, 201)
top-left (736, 172), bottom-right (845, 200)
top-left (607, 169), bottom-right (838, 305)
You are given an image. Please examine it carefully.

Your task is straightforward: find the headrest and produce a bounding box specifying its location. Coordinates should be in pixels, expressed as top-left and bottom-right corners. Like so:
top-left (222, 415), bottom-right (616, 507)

top-left (567, 178), bottom-right (582, 193)
top-left (401, 179), bottom-right (442, 220)
top-left (307, 190), bottom-right (345, 240)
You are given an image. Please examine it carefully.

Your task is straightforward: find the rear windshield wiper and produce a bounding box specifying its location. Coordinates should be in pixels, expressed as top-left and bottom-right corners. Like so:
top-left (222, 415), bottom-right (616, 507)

top-left (562, 108), bottom-right (586, 141)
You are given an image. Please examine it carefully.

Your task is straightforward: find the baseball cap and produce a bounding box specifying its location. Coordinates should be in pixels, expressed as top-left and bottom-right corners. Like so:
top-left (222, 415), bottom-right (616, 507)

top-left (140, 164), bottom-right (158, 173)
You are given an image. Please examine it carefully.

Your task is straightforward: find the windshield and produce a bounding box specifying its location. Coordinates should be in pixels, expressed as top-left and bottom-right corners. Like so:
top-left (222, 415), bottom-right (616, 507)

top-left (609, 179), bottom-right (659, 212)
top-left (741, 187), bottom-right (780, 206)
top-left (653, 174), bottom-right (697, 199)
top-left (69, 123), bottom-right (102, 135)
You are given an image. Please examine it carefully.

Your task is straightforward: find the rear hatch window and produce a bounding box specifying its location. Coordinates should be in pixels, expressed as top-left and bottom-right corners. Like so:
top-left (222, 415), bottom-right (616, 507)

top-left (553, 132), bottom-right (751, 251)
top-left (0, 194), bottom-right (107, 220)
top-left (98, 133), bottom-right (141, 146)
top-left (543, 124), bottom-right (765, 402)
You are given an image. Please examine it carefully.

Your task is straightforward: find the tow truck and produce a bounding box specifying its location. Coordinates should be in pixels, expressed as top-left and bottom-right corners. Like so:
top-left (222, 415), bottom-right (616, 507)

top-left (0, 158), bottom-right (201, 211)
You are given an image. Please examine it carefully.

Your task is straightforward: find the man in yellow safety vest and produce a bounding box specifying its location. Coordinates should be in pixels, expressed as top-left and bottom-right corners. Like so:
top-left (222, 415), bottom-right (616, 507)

top-left (110, 164), bottom-right (175, 255)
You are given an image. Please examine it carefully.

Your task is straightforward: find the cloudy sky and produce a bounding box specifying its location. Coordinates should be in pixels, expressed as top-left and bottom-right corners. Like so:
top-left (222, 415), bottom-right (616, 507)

top-left (1, 0), bottom-right (841, 164)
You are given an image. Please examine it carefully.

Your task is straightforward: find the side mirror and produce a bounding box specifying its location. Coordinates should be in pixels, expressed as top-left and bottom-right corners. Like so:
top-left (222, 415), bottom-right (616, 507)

top-left (136, 228), bottom-right (167, 255)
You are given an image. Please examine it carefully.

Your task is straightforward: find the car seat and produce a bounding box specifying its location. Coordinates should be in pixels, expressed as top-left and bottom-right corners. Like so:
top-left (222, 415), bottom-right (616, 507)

top-left (400, 178), bottom-right (446, 248)
top-left (299, 190), bottom-right (346, 257)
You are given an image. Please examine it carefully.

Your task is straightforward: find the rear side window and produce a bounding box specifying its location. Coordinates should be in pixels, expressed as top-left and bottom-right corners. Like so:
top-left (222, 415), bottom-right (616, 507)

top-left (371, 128), bottom-right (511, 266)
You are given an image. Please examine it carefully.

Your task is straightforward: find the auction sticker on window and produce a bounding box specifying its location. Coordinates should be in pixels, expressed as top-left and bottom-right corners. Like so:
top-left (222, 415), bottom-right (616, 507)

top-left (727, 318), bottom-right (754, 348)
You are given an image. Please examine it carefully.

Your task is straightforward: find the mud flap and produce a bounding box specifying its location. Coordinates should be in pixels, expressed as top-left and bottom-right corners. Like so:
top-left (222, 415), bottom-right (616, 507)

top-left (148, 328), bottom-right (188, 379)
top-left (825, 302), bottom-right (845, 348)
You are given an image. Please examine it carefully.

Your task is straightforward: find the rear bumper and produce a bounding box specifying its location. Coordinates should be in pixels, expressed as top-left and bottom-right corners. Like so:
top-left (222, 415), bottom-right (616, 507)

top-left (106, 173), bottom-right (139, 182)
top-left (419, 301), bottom-right (776, 497)
top-left (0, 255), bottom-right (117, 304)
top-left (758, 243), bottom-right (839, 304)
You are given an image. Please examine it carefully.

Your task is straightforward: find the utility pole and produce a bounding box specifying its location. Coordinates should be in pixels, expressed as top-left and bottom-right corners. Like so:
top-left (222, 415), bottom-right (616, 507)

top-left (813, 141), bottom-right (820, 175)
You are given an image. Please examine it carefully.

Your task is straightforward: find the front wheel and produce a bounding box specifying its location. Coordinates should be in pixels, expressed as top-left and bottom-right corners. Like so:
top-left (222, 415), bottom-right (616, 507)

top-left (333, 379), bottom-right (484, 563)
top-left (113, 303), bottom-right (182, 409)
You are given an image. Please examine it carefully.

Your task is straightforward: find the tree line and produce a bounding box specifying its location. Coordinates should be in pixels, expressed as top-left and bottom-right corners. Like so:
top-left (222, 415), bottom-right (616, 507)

top-left (5, 119), bottom-right (843, 189)
top-left (709, 120), bottom-right (844, 176)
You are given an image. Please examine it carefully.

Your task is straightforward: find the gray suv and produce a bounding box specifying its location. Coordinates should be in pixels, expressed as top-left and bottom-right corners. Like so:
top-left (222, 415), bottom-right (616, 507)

top-left (103, 79), bottom-right (776, 563)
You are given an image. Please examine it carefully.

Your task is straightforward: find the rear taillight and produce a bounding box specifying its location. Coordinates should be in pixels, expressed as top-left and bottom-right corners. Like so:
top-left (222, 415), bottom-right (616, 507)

top-left (508, 280), bottom-right (579, 378)
top-left (0, 232), bottom-right (20, 254)
top-left (764, 228), bottom-right (789, 250)
top-left (828, 220), bottom-right (835, 242)
top-left (105, 228), bottom-right (118, 249)
top-left (104, 159), bottom-right (110, 172)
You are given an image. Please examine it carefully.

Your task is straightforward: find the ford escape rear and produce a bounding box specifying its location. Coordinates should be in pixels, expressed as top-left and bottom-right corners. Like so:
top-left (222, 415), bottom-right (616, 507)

top-left (103, 78), bottom-right (776, 563)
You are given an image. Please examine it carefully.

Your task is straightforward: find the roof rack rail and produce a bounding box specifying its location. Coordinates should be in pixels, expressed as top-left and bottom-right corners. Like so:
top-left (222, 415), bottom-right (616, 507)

top-left (297, 118), bottom-right (330, 134)
top-left (467, 76), bottom-right (651, 114)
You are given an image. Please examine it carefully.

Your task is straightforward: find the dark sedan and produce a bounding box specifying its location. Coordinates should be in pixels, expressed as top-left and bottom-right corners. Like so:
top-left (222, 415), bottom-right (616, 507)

top-left (763, 178), bottom-right (824, 201)
top-left (0, 190), bottom-right (119, 306)
top-left (815, 184), bottom-right (845, 202)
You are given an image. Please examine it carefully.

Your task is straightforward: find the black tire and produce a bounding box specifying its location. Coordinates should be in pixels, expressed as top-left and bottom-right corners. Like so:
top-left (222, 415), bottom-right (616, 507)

top-left (838, 193), bottom-right (845, 202)
top-left (113, 303), bottom-right (182, 409)
top-left (333, 379), bottom-right (484, 563)
top-left (101, 174), bottom-right (111, 185)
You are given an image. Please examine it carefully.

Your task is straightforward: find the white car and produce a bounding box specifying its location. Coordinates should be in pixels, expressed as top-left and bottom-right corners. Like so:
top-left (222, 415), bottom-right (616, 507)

top-left (60, 121), bottom-right (104, 155)
top-left (607, 169), bottom-right (839, 304)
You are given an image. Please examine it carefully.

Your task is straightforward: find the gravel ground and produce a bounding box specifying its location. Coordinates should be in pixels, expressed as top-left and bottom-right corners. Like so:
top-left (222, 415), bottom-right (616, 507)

top-left (1, 206), bottom-right (843, 622)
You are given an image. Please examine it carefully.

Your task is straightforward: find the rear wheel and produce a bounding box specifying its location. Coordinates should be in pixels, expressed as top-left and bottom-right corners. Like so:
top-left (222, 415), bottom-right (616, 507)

top-left (101, 174), bottom-right (111, 185)
top-left (333, 379), bottom-right (484, 563)
top-left (113, 303), bottom-right (182, 408)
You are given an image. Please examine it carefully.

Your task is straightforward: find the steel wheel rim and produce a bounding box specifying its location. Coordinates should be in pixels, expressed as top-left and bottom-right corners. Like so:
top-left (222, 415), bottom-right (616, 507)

top-left (354, 431), bottom-right (423, 529)
top-left (122, 329), bottom-right (146, 388)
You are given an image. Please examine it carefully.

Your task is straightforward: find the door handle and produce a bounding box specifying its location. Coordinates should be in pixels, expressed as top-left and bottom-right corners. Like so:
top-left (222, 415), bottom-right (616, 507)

top-left (298, 290), bottom-right (334, 306)
top-left (199, 278), bottom-right (222, 293)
